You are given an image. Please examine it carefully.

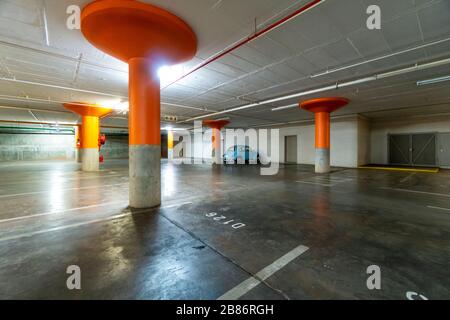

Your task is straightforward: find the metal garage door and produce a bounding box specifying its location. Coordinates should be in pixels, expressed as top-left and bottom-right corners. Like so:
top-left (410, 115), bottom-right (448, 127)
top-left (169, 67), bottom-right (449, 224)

top-left (389, 134), bottom-right (411, 165)
top-left (438, 133), bottom-right (450, 168)
top-left (389, 133), bottom-right (437, 166)
top-left (285, 136), bottom-right (297, 164)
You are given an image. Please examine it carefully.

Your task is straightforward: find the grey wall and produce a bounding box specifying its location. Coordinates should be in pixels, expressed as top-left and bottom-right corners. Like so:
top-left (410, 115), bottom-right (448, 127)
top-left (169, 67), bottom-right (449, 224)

top-left (370, 116), bottom-right (450, 166)
top-left (100, 135), bottom-right (129, 159)
top-left (0, 133), bottom-right (75, 161)
top-left (0, 132), bottom-right (130, 162)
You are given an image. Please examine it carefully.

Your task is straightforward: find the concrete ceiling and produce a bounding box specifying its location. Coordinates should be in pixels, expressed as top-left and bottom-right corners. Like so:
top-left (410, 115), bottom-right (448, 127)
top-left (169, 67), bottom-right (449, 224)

top-left (0, 0), bottom-right (450, 130)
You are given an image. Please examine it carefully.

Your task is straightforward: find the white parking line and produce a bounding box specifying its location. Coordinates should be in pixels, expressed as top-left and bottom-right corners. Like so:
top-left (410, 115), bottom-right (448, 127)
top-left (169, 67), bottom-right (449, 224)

top-left (217, 245), bottom-right (309, 300)
top-left (427, 206), bottom-right (450, 212)
top-left (0, 202), bottom-right (192, 243)
top-left (0, 173), bottom-right (125, 187)
top-left (0, 200), bottom-right (126, 224)
top-left (380, 187), bottom-right (450, 198)
top-left (0, 182), bottom-right (128, 199)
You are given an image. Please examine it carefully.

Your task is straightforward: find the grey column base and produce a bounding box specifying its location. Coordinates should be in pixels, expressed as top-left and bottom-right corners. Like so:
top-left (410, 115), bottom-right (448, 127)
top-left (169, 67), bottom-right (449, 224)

top-left (129, 145), bottom-right (161, 209)
top-left (315, 148), bottom-right (330, 173)
top-left (81, 148), bottom-right (99, 171)
top-left (212, 147), bottom-right (223, 165)
top-left (168, 149), bottom-right (174, 161)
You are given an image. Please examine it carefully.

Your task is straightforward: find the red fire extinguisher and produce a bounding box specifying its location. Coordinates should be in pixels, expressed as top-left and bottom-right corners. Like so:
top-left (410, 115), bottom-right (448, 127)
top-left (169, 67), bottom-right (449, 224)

top-left (99, 134), bottom-right (106, 163)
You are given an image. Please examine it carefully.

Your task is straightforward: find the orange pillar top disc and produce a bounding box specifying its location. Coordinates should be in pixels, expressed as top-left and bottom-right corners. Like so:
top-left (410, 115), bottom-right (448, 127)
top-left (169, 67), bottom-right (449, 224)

top-left (64, 102), bottom-right (113, 118)
top-left (81, 0), bottom-right (197, 64)
top-left (203, 120), bottom-right (230, 130)
top-left (299, 97), bottom-right (349, 114)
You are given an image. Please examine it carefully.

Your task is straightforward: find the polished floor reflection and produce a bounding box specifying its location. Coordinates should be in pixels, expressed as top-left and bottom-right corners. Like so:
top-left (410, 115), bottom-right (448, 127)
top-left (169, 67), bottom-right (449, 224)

top-left (0, 160), bottom-right (449, 299)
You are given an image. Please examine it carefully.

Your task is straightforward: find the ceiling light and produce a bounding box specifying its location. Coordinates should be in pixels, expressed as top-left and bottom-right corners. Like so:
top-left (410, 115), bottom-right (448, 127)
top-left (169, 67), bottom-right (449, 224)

top-left (271, 104), bottom-right (298, 112)
top-left (158, 65), bottom-right (185, 87)
top-left (417, 75), bottom-right (450, 86)
top-left (180, 56), bottom-right (450, 123)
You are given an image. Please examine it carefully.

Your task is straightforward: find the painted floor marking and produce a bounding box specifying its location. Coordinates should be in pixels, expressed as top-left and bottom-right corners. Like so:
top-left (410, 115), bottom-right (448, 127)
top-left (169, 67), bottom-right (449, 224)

top-left (399, 172), bottom-right (416, 183)
top-left (0, 202), bottom-right (192, 243)
top-left (296, 180), bottom-right (334, 187)
top-left (0, 200), bottom-right (127, 224)
top-left (427, 206), bottom-right (450, 212)
top-left (217, 245), bottom-right (309, 300)
top-left (380, 187), bottom-right (450, 198)
top-left (0, 182), bottom-right (128, 199)
top-left (0, 173), bottom-right (125, 187)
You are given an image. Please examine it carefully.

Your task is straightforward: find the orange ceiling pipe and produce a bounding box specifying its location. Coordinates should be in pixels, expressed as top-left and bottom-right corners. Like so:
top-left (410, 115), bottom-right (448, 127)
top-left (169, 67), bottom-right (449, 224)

top-left (299, 97), bottom-right (349, 149)
top-left (81, 0), bottom-right (197, 146)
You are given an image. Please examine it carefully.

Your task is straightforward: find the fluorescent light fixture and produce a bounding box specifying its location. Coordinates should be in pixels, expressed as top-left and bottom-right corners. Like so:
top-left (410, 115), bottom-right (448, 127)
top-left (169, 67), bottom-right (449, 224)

top-left (271, 104), bottom-right (298, 112)
top-left (417, 75), bottom-right (450, 86)
top-left (161, 127), bottom-right (188, 131)
top-left (181, 56), bottom-right (450, 123)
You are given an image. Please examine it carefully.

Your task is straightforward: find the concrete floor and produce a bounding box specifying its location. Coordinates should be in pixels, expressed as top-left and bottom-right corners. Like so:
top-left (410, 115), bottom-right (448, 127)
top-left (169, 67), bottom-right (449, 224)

top-left (0, 160), bottom-right (449, 300)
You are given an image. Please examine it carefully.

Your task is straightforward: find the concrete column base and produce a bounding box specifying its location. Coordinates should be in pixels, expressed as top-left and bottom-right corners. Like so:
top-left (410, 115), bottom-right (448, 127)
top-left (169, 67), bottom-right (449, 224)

top-left (212, 148), bottom-right (223, 165)
top-left (212, 156), bottom-right (222, 164)
top-left (129, 145), bottom-right (161, 209)
top-left (81, 148), bottom-right (99, 171)
top-left (315, 148), bottom-right (330, 173)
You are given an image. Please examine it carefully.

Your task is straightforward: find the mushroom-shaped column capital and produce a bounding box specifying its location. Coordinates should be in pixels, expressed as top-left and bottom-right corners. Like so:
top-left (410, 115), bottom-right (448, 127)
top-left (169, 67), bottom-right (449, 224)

top-left (203, 120), bottom-right (230, 130)
top-left (299, 97), bottom-right (349, 114)
top-left (64, 102), bottom-right (112, 118)
top-left (81, 0), bottom-right (197, 65)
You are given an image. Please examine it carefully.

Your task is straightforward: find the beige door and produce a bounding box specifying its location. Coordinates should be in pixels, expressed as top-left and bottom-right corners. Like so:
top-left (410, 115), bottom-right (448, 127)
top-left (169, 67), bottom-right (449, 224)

top-left (285, 135), bottom-right (297, 164)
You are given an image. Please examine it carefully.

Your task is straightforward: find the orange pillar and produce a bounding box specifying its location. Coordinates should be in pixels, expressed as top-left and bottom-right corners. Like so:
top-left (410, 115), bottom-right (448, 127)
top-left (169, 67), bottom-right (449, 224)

top-left (80, 0), bottom-right (197, 208)
top-left (64, 103), bottom-right (112, 171)
top-left (168, 130), bottom-right (174, 160)
top-left (203, 120), bottom-right (230, 164)
top-left (300, 98), bottom-right (349, 173)
top-left (315, 112), bottom-right (330, 150)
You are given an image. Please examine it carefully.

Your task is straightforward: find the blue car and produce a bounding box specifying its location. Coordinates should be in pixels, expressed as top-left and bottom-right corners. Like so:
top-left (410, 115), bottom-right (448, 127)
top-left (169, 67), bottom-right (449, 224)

top-left (223, 145), bottom-right (260, 164)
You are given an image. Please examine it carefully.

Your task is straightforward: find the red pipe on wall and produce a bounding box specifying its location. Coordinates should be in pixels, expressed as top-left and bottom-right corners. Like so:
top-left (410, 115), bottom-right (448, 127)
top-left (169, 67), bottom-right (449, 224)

top-left (162, 0), bottom-right (323, 89)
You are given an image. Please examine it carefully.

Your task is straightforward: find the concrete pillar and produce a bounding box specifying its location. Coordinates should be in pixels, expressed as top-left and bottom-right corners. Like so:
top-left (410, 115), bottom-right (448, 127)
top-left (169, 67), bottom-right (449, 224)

top-left (315, 148), bottom-right (330, 173)
top-left (82, 148), bottom-right (100, 171)
top-left (129, 58), bottom-right (161, 208)
top-left (168, 130), bottom-right (174, 160)
top-left (299, 97), bottom-right (350, 174)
